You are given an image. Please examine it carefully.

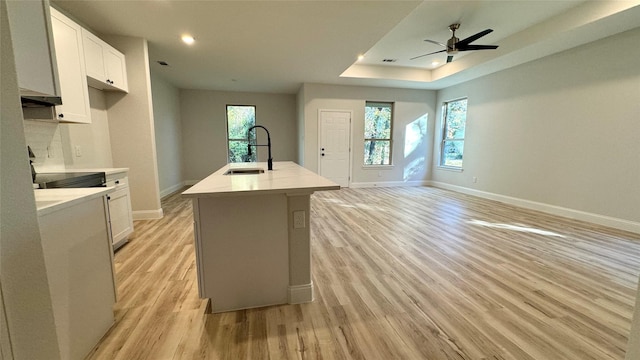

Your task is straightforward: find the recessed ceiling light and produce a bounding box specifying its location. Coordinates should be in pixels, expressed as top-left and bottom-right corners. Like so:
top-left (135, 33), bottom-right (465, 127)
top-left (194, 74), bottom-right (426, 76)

top-left (181, 35), bottom-right (195, 45)
top-left (357, 55), bottom-right (364, 61)
top-left (431, 61), bottom-right (440, 66)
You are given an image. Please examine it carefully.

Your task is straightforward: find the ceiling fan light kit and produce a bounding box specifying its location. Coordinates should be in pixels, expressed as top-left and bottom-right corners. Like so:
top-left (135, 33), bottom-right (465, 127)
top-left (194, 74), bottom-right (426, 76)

top-left (411, 23), bottom-right (498, 63)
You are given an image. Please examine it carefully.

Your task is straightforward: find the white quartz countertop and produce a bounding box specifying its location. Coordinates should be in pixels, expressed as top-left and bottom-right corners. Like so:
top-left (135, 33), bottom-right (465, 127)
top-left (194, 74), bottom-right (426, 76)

top-left (35, 187), bottom-right (113, 216)
top-left (182, 161), bottom-right (340, 198)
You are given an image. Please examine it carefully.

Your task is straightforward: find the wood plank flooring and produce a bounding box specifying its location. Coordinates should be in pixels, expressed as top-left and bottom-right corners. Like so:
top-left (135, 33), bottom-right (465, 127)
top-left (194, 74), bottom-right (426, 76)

top-left (86, 186), bottom-right (640, 360)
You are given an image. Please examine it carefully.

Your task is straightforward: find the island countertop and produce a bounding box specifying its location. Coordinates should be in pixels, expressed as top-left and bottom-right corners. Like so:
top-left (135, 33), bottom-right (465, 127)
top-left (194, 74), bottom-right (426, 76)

top-left (182, 161), bottom-right (340, 198)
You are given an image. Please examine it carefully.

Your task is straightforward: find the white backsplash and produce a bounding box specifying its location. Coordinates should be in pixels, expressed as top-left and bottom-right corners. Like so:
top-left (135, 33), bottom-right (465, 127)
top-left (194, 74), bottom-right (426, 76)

top-left (22, 89), bottom-right (114, 173)
top-left (23, 119), bottom-right (65, 172)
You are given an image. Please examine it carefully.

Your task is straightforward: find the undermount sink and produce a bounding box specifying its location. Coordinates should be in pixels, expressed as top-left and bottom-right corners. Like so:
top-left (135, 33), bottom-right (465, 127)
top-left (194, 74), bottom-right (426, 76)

top-left (224, 168), bottom-right (265, 175)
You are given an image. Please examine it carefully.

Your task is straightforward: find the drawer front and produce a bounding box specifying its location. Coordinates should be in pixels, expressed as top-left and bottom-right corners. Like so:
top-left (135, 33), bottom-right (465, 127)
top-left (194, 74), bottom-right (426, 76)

top-left (106, 175), bottom-right (128, 188)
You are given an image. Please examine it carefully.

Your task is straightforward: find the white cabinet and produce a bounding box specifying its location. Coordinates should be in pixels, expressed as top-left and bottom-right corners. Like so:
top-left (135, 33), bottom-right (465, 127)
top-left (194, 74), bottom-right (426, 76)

top-left (50, 7), bottom-right (91, 123)
top-left (38, 195), bottom-right (115, 360)
top-left (82, 29), bottom-right (128, 92)
top-left (106, 172), bottom-right (133, 249)
top-left (6, 0), bottom-right (61, 100)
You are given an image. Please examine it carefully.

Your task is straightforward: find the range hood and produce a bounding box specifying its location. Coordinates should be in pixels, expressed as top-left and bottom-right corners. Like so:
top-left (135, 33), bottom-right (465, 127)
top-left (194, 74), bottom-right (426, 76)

top-left (21, 89), bottom-right (62, 107)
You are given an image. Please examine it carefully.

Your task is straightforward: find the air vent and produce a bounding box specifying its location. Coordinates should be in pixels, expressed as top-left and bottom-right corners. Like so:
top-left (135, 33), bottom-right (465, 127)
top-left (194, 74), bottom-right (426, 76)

top-left (157, 61), bottom-right (169, 66)
top-left (382, 59), bottom-right (397, 63)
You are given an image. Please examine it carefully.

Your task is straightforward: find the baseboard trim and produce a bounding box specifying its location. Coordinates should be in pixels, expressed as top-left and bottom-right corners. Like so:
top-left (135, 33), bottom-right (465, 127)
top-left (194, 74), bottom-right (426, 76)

top-left (160, 182), bottom-right (186, 199)
top-left (132, 208), bottom-right (164, 220)
top-left (428, 181), bottom-right (640, 234)
top-left (350, 180), bottom-right (430, 188)
top-left (288, 282), bottom-right (314, 304)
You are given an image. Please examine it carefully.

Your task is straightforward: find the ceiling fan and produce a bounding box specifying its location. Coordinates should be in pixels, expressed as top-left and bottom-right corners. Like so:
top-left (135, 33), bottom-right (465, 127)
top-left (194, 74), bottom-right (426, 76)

top-left (411, 23), bottom-right (498, 63)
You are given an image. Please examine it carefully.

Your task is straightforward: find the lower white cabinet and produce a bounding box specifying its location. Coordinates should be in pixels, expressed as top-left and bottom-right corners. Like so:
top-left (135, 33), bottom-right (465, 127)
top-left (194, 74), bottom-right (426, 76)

top-left (38, 195), bottom-right (116, 360)
top-left (106, 172), bottom-right (133, 249)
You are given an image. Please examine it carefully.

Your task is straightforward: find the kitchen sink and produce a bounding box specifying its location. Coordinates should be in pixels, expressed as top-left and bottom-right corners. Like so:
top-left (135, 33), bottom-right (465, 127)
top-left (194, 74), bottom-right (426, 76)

top-left (224, 168), bottom-right (265, 175)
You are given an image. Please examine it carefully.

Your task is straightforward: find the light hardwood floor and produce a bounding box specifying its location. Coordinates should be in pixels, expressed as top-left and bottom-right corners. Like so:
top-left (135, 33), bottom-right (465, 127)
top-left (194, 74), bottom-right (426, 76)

top-left (87, 186), bottom-right (640, 360)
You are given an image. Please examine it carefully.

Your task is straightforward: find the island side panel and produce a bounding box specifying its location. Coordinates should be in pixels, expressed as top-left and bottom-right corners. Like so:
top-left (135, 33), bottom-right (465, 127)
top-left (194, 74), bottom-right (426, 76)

top-left (286, 193), bottom-right (313, 303)
top-left (191, 198), bottom-right (206, 298)
top-left (196, 194), bottom-right (289, 312)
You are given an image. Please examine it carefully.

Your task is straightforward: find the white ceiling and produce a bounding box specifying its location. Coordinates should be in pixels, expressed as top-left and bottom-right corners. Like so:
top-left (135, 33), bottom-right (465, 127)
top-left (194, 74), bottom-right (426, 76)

top-left (52, 0), bottom-right (640, 94)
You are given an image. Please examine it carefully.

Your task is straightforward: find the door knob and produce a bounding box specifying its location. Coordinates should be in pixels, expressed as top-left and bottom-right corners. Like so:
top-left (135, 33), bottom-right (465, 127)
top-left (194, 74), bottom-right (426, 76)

top-left (321, 148), bottom-right (325, 151)
top-left (321, 153), bottom-right (325, 157)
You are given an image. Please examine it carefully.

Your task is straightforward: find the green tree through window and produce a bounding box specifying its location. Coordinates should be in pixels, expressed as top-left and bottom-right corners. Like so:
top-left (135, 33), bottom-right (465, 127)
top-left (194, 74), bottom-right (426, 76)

top-left (364, 102), bottom-right (393, 165)
top-left (226, 105), bottom-right (256, 163)
top-left (440, 98), bottom-right (467, 168)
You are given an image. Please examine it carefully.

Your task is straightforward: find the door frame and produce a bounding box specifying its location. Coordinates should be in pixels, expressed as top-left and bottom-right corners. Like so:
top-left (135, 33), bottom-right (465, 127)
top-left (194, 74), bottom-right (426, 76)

top-left (317, 109), bottom-right (353, 188)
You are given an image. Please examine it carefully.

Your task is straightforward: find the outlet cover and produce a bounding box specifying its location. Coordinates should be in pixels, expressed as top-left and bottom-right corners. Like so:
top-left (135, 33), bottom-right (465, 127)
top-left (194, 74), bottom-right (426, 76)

top-left (293, 211), bottom-right (305, 229)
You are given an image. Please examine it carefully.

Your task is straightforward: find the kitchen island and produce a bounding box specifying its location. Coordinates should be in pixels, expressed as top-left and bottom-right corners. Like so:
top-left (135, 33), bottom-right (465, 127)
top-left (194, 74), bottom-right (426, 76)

top-left (182, 161), bottom-right (339, 313)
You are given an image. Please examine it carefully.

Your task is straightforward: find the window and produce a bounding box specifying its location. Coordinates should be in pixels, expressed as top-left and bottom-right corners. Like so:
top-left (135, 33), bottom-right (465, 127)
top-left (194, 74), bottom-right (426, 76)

top-left (440, 98), bottom-right (467, 168)
top-left (226, 105), bottom-right (256, 163)
top-left (364, 102), bottom-right (393, 165)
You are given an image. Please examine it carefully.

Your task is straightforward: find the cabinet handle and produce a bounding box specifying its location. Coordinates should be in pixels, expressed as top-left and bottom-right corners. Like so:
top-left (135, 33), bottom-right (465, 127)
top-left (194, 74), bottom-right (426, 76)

top-left (107, 195), bottom-right (111, 200)
top-left (115, 180), bottom-right (120, 184)
top-left (58, 113), bottom-right (64, 118)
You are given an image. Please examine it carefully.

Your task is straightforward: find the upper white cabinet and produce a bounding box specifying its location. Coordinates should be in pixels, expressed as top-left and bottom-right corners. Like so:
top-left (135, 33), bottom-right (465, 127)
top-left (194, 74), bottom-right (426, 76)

top-left (50, 7), bottom-right (91, 124)
top-left (6, 0), bottom-right (61, 100)
top-left (82, 29), bottom-right (128, 93)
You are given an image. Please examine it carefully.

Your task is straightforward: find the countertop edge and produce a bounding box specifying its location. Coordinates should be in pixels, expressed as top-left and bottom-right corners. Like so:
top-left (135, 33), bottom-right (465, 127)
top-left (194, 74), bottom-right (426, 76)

top-left (36, 187), bottom-right (114, 216)
top-left (182, 184), bottom-right (341, 198)
top-left (182, 161), bottom-right (341, 198)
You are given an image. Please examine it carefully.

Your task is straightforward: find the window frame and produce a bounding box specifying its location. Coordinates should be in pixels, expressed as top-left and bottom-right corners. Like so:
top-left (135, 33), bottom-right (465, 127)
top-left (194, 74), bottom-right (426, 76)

top-left (225, 104), bottom-right (257, 163)
top-left (363, 101), bottom-right (394, 166)
top-left (439, 97), bottom-right (468, 170)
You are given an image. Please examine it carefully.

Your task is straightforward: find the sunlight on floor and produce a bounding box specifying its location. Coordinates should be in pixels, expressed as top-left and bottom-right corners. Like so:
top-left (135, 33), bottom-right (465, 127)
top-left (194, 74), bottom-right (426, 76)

top-left (468, 219), bottom-right (566, 237)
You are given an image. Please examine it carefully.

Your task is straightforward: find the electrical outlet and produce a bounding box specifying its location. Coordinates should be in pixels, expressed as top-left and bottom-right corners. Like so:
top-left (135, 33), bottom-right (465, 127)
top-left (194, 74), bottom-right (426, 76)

top-left (293, 211), bottom-right (305, 229)
top-left (75, 145), bottom-right (82, 157)
top-left (473, 176), bottom-right (478, 183)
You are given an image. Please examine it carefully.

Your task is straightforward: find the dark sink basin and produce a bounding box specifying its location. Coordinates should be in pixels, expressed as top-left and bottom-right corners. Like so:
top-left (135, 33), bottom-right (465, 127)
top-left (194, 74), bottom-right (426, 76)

top-left (223, 168), bottom-right (265, 175)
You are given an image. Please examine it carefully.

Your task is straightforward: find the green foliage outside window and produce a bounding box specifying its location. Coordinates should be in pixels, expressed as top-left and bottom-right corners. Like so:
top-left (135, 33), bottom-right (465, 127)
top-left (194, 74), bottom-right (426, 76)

top-left (441, 98), bottom-right (467, 168)
top-left (226, 105), bottom-right (256, 163)
top-left (364, 102), bottom-right (393, 165)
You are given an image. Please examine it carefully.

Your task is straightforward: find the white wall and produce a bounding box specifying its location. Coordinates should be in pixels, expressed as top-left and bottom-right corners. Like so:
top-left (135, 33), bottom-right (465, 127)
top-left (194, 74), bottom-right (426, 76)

top-left (432, 28), bottom-right (640, 227)
top-left (60, 88), bottom-right (114, 169)
top-left (296, 85), bottom-right (305, 166)
top-left (1, 1), bottom-right (60, 357)
top-left (102, 35), bottom-right (162, 220)
top-left (151, 73), bottom-right (183, 197)
top-left (180, 90), bottom-right (297, 182)
top-left (300, 83), bottom-right (436, 185)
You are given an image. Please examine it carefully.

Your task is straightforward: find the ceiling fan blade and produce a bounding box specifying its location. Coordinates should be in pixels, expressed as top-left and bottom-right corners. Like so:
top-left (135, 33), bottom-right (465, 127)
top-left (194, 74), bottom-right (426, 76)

top-left (410, 49), bottom-right (446, 60)
top-left (424, 39), bottom-right (446, 47)
top-left (457, 29), bottom-right (493, 46)
top-left (447, 55), bottom-right (454, 63)
top-left (458, 44), bottom-right (499, 51)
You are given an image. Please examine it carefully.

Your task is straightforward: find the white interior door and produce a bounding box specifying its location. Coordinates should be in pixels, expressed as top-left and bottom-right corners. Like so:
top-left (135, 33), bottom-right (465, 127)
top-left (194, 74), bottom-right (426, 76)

top-left (319, 110), bottom-right (351, 187)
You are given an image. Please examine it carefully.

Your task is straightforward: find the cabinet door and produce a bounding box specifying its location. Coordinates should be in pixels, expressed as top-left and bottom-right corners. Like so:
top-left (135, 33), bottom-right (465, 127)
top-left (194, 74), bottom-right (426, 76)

top-left (104, 47), bottom-right (128, 92)
top-left (108, 187), bottom-right (134, 246)
top-left (50, 7), bottom-right (91, 123)
top-left (6, 0), bottom-right (61, 98)
top-left (82, 29), bottom-right (106, 82)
